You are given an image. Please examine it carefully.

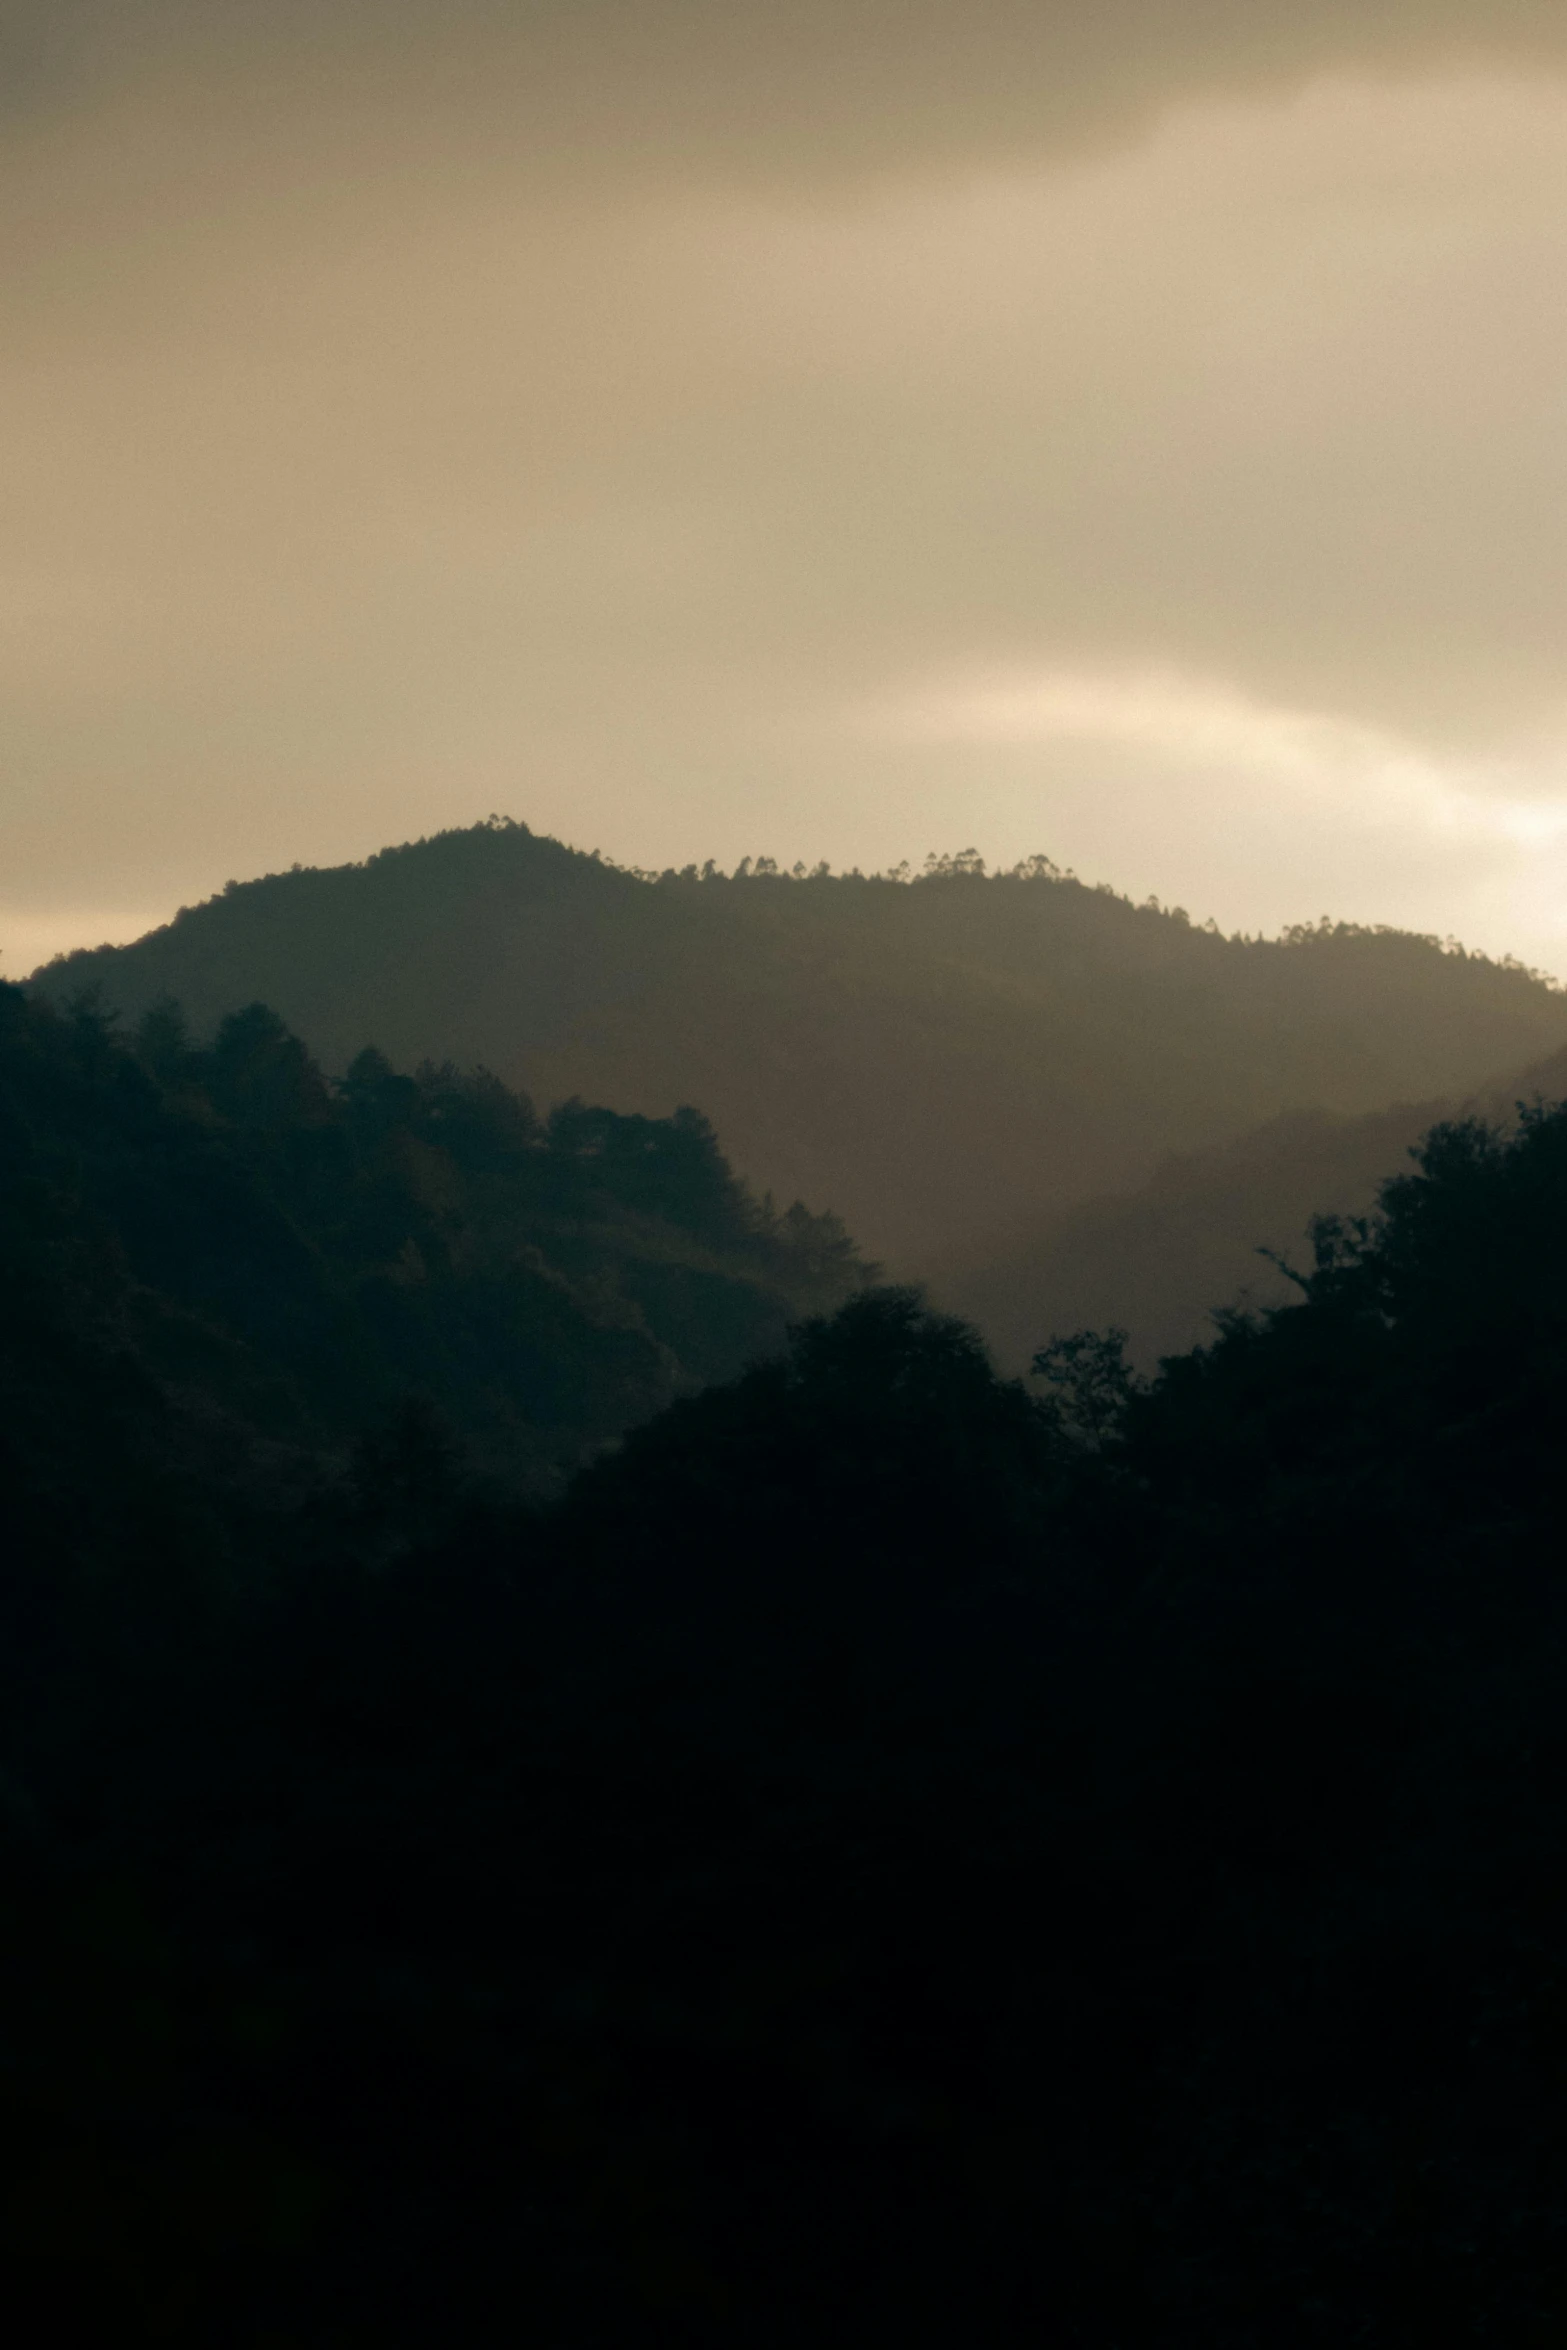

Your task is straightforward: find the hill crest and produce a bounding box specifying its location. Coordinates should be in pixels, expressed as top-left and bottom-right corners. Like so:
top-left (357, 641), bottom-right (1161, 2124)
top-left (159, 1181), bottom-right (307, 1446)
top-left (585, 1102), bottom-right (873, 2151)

top-left (36, 818), bottom-right (1567, 1274)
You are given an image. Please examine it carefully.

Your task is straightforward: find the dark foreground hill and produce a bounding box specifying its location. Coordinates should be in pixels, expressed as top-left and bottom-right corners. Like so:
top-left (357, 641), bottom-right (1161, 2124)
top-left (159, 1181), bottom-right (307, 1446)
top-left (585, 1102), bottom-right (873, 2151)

top-left (35, 818), bottom-right (1567, 1273)
top-left (0, 981), bottom-right (861, 1524)
top-left (957, 1038), bottom-right (1567, 1366)
top-left (9, 1053), bottom-right (1567, 2341)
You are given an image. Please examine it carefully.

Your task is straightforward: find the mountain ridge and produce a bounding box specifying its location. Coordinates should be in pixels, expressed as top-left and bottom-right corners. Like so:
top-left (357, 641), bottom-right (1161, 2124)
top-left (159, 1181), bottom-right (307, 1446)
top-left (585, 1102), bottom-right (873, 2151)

top-left (35, 816), bottom-right (1567, 1278)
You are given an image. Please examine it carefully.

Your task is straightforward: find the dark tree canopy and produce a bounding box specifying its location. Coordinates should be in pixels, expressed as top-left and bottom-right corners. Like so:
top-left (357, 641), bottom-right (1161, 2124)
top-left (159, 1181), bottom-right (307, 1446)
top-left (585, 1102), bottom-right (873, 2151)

top-left (7, 988), bottom-right (1567, 2346)
top-left (0, 977), bottom-right (864, 1534)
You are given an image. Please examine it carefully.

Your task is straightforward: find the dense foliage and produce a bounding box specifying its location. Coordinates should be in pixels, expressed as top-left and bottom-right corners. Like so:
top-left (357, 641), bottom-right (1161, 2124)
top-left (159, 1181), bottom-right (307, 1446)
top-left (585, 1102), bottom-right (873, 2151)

top-left (8, 991), bottom-right (1567, 2342)
top-left (36, 818), bottom-right (1567, 1274)
top-left (0, 978), bottom-right (862, 1529)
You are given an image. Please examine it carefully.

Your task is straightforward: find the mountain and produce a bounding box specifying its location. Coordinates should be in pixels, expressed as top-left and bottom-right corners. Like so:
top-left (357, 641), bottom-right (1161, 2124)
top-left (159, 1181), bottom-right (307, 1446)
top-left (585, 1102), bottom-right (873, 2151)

top-left (33, 818), bottom-right (1567, 1277)
top-left (14, 1044), bottom-right (1567, 2340)
top-left (0, 981), bottom-right (862, 1522)
top-left (956, 1040), bottom-right (1567, 1368)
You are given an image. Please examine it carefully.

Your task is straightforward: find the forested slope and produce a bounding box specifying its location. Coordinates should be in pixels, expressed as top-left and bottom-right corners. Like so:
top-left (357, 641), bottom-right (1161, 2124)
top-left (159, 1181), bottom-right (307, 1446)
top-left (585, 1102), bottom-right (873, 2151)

top-left (9, 1063), bottom-right (1567, 2341)
top-left (0, 980), bottom-right (861, 1530)
top-left (36, 818), bottom-right (1567, 1270)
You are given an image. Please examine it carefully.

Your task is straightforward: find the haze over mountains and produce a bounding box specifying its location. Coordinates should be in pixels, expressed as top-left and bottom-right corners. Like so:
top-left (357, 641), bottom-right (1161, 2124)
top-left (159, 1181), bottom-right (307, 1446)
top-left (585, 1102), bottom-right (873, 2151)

top-left (950, 1072), bottom-right (1567, 1367)
top-left (37, 817), bottom-right (1567, 1360)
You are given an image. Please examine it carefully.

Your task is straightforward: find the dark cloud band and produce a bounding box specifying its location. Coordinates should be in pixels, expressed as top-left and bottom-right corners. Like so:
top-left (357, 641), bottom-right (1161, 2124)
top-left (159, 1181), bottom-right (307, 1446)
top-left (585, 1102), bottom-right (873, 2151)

top-left (4, 1), bottom-right (1565, 176)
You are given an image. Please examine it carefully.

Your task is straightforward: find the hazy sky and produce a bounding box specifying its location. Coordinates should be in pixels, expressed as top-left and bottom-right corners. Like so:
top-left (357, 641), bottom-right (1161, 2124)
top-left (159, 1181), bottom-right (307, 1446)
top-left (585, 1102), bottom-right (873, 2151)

top-left (9, 1), bottom-right (1567, 972)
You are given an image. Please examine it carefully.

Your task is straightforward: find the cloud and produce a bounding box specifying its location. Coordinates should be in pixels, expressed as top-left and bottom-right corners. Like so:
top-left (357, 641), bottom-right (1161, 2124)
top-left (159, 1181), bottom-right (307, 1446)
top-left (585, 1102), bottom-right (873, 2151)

top-left (3, 2), bottom-right (1566, 182)
top-left (882, 665), bottom-right (1567, 849)
top-left (8, 19), bottom-right (1567, 969)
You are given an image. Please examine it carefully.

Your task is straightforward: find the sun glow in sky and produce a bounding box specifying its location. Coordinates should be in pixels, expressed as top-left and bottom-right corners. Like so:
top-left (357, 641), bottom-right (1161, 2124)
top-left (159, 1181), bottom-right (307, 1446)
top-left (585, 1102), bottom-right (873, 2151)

top-left (8, 5), bottom-right (1567, 970)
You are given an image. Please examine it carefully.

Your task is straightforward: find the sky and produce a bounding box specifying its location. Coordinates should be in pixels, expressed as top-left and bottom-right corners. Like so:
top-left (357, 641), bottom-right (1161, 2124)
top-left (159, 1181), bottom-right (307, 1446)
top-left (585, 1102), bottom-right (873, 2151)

top-left (8, 1), bottom-right (1567, 973)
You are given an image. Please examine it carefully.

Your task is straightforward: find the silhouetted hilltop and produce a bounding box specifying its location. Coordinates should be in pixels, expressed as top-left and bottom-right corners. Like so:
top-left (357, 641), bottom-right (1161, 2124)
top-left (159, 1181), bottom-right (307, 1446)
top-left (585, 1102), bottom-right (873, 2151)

top-left (958, 1038), bottom-right (1567, 1367)
top-left (35, 818), bottom-right (1567, 1271)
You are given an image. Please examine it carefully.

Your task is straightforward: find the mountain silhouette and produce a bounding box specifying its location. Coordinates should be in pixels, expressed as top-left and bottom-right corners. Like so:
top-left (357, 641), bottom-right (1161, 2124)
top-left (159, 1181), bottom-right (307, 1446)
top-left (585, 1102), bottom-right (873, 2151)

top-left (35, 817), bottom-right (1567, 1276)
top-left (955, 1038), bottom-right (1567, 1368)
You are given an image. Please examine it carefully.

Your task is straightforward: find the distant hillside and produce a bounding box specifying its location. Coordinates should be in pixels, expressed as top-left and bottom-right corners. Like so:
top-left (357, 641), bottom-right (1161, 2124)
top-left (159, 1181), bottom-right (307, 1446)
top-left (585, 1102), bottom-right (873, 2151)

top-left (35, 819), bottom-right (1567, 1273)
top-left (955, 1041), bottom-right (1567, 1369)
